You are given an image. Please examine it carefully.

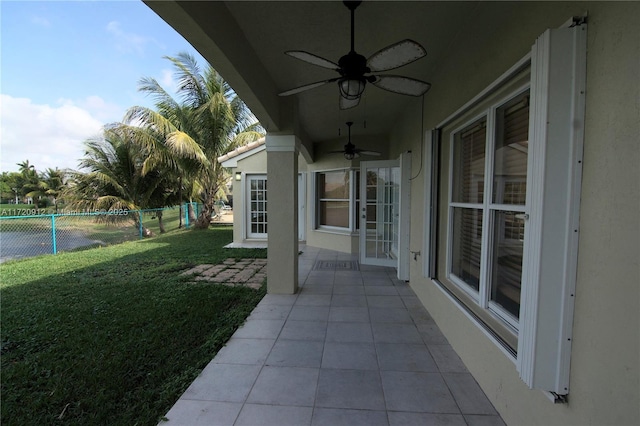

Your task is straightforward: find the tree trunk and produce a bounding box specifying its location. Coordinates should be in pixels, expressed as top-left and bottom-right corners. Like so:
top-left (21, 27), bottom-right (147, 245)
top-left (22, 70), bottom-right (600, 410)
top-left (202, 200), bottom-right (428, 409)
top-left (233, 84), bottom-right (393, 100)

top-left (188, 202), bottom-right (197, 223)
top-left (178, 177), bottom-right (183, 228)
top-left (195, 186), bottom-right (218, 229)
top-left (194, 199), bottom-right (214, 229)
top-left (157, 210), bottom-right (166, 233)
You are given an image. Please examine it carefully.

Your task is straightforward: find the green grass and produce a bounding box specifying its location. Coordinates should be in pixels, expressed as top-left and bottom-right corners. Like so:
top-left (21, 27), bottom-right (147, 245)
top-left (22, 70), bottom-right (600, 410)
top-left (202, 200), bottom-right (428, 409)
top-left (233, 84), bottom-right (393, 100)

top-left (0, 226), bottom-right (267, 425)
top-left (0, 203), bottom-right (38, 210)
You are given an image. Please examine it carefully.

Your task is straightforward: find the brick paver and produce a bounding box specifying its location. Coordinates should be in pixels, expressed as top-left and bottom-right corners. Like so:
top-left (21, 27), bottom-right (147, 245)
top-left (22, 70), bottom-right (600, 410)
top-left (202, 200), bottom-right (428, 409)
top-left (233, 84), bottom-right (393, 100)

top-left (181, 258), bottom-right (267, 289)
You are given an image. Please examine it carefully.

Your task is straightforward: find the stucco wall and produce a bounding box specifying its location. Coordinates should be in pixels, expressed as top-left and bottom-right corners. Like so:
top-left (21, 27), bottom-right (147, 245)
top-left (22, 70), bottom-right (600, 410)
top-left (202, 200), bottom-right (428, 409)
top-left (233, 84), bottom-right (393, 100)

top-left (231, 149), bottom-right (308, 243)
top-left (305, 134), bottom-right (390, 254)
top-left (390, 3), bottom-right (639, 425)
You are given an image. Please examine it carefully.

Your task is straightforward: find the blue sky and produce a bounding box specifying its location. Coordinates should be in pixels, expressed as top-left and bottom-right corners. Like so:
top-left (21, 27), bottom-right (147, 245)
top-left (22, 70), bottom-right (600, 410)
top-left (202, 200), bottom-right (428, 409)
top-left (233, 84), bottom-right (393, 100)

top-left (0, 0), bottom-right (207, 173)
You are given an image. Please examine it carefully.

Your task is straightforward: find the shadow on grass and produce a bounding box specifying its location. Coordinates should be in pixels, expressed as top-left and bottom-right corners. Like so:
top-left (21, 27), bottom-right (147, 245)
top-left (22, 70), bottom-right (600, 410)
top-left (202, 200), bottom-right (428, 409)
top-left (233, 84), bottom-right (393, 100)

top-left (0, 226), bottom-right (267, 426)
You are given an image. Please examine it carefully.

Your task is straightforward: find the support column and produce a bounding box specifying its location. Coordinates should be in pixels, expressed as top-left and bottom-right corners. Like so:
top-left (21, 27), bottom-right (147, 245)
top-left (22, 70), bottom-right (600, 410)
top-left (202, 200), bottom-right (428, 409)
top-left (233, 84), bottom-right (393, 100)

top-left (266, 134), bottom-right (299, 294)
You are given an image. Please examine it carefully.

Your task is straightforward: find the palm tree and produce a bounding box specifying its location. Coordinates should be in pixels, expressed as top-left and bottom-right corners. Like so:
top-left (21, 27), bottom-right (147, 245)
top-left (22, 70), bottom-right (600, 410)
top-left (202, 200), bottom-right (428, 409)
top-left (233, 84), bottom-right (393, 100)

top-left (125, 52), bottom-right (264, 229)
top-left (64, 124), bottom-right (179, 235)
top-left (124, 93), bottom-right (208, 229)
top-left (25, 168), bottom-right (68, 211)
top-left (17, 160), bottom-right (36, 177)
top-left (16, 160), bottom-right (39, 203)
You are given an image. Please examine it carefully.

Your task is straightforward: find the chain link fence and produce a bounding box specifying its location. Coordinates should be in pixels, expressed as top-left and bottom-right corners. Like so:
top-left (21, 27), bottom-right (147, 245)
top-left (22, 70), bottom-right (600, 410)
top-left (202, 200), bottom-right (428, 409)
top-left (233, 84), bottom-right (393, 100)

top-left (0, 203), bottom-right (202, 263)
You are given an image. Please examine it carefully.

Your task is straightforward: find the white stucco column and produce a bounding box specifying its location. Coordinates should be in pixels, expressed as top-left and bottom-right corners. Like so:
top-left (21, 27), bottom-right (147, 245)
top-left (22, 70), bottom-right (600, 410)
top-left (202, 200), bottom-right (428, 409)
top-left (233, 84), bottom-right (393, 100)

top-left (266, 134), bottom-right (299, 294)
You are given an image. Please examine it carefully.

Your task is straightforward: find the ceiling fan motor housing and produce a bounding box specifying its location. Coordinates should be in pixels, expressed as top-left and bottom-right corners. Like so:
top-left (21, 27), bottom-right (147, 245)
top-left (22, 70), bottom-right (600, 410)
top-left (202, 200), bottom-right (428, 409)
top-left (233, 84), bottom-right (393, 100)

top-left (338, 52), bottom-right (369, 99)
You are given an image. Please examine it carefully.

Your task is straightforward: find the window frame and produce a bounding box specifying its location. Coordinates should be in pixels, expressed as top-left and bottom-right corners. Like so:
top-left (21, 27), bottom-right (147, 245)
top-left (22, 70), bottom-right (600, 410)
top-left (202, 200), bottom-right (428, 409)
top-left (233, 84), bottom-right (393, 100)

top-left (314, 168), bottom-right (360, 233)
top-left (446, 86), bottom-right (530, 332)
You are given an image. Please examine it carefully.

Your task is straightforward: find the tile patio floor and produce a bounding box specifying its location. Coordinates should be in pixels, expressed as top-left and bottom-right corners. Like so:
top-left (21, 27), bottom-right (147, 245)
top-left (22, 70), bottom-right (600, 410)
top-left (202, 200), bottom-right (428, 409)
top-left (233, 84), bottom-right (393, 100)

top-left (160, 246), bottom-right (506, 426)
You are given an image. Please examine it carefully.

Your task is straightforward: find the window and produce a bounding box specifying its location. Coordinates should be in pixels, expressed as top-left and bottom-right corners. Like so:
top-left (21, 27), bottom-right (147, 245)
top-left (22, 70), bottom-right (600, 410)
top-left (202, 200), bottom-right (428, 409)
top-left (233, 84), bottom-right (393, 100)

top-left (448, 90), bottom-right (529, 330)
top-left (428, 23), bottom-right (586, 395)
top-left (450, 117), bottom-right (487, 293)
top-left (315, 169), bottom-right (359, 231)
top-left (490, 94), bottom-right (529, 320)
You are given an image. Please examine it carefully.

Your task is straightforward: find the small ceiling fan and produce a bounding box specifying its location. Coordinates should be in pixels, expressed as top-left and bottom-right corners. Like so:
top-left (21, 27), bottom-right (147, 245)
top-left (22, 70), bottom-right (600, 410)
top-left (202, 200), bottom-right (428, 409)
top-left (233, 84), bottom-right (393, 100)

top-left (330, 122), bottom-right (381, 160)
top-left (278, 0), bottom-right (431, 109)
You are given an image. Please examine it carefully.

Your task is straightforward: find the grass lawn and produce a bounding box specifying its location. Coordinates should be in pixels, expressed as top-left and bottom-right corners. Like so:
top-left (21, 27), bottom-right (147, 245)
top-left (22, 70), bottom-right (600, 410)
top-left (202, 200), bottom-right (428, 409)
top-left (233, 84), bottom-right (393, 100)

top-left (0, 226), bottom-right (267, 425)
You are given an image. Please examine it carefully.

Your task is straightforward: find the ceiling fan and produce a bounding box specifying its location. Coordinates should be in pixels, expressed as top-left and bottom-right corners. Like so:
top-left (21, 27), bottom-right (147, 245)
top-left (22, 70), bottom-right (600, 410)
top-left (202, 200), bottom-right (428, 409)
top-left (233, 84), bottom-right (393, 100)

top-left (330, 122), bottom-right (381, 160)
top-left (278, 0), bottom-right (431, 109)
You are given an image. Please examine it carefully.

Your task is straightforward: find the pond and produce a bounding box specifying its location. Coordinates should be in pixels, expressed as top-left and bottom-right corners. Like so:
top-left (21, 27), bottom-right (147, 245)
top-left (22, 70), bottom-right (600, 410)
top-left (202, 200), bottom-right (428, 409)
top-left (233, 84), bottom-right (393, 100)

top-left (0, 230), bottom-right (104, 263)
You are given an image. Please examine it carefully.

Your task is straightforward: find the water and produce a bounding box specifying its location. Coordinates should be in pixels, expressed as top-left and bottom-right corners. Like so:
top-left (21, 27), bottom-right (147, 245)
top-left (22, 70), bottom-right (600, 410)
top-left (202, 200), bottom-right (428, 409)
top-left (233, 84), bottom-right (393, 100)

top-left (0, 231), bottom-right (104, 263)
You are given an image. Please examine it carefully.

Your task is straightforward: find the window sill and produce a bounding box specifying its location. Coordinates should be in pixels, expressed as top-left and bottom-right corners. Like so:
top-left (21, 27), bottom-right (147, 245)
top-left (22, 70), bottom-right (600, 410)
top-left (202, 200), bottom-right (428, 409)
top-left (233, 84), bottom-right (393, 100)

top-left (315, 227), bottom-right (358, 237)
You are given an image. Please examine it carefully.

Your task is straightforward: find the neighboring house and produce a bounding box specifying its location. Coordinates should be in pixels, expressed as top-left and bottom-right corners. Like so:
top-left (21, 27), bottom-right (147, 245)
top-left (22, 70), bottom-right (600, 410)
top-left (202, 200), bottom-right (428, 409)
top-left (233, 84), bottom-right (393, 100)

top-left (146, 2), bottom-right (638, 425)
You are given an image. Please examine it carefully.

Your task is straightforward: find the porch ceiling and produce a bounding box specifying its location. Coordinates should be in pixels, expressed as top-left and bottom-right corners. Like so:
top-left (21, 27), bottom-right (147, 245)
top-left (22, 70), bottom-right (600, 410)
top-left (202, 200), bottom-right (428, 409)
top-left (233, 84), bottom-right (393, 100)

top-left (142, 1), bottom-right (510, 145)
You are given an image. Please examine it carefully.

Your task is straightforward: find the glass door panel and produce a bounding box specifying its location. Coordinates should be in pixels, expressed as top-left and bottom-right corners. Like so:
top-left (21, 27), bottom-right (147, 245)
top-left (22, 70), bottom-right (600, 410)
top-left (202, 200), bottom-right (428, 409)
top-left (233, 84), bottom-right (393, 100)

top-left (247, 175), bottom-right (267, 239)
top-left (360, 160), bottom-right (399, 267)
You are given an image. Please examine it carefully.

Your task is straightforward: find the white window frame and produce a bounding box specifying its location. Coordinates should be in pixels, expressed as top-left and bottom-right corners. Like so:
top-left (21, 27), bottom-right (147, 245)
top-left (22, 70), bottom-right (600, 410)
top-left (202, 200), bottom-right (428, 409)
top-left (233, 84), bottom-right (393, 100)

top-left (313, 168), bottom-right (359, 233)
top-left (446, 87), bottom-right (529, 331)
top-left (446, 112), bottom-right (490, 304)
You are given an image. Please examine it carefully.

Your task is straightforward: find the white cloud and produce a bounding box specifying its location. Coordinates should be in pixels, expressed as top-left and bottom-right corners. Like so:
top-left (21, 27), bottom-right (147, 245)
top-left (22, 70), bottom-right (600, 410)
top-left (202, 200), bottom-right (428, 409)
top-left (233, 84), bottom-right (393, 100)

top-left (0, 94), bottom-right (117, 173)
top-left (75, 95), bottom-right (125, 123)
top-left (106, 20), bottom-right (158, 55)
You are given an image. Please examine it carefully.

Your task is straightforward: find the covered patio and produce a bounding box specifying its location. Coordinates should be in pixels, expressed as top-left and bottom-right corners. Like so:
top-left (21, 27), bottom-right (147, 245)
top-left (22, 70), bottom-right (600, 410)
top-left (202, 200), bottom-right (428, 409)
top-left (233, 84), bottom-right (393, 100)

top-left (160, 247), bottom-right (504, 425)
top-left (145, 1), bottom-right (639, 425)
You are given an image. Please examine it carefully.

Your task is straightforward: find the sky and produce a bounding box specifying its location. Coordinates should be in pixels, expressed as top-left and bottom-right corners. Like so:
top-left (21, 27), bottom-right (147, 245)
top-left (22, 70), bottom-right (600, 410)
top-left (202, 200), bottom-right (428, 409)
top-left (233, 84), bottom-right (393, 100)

top-left (0, 0), bottom-right (207, 174)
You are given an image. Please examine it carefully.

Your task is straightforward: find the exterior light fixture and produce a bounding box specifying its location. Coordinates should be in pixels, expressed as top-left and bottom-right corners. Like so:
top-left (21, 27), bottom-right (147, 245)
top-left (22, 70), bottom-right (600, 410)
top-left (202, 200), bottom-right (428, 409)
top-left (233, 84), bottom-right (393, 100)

top-left (235, 172), bottom-right (242, 181)
top-left (339, 77), bottom-right (366, 100)
top-left (344, 151), bottom-right (356, 160)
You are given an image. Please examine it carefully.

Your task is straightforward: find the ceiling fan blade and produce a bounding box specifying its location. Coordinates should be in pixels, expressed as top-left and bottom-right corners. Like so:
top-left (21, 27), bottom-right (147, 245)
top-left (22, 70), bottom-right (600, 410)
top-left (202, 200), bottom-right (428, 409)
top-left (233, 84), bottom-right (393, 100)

top-left (357, 150), bottom-right (381, 156)
top-left (371, 75), bottom-right (431, 96)
top-left (339, 95), bottom-right (361, 110)
top-left (367, 39), bottom-right (427, 72)
top-left (278, 78), bottom-right (338, 96)
top-left (285, 51), bottom-right (340, 70)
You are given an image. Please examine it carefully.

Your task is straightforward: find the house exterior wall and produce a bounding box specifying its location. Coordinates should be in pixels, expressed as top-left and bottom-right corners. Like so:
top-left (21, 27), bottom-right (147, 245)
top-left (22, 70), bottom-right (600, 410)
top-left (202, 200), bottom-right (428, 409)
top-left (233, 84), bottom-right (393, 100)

top-left (304, 135), bottom-right (390, 253)
top-left (230, 150), bottom-right (309, 243)
top-left (390, 3), bottom-right (639, 425)
top-left (231, 134), bottom-right (392, 254)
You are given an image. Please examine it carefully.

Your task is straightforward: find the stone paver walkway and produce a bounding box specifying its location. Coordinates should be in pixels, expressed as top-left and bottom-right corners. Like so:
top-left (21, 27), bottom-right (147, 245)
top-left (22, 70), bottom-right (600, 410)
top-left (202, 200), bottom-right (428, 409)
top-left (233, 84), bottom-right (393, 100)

top-left (181, 258), bottom-right (267, 290)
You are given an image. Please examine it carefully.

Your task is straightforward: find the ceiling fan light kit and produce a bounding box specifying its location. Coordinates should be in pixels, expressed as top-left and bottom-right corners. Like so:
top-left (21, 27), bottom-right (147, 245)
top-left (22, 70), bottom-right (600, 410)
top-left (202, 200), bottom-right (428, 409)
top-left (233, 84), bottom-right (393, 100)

top-left (278, 0), bottom-right (432, 109)
top-left (339, 77), bottom-right (367, 100)
top-left (344, 151), bottom-right (357, 161)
